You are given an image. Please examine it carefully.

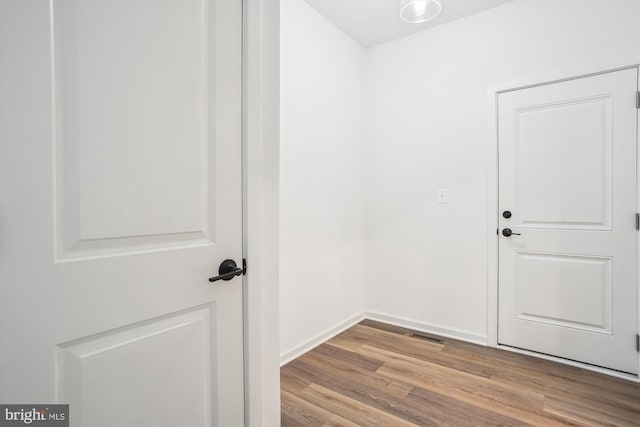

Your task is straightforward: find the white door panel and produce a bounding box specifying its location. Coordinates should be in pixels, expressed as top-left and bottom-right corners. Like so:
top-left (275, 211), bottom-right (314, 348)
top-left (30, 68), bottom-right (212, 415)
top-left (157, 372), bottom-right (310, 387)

top-left (57, 306), bottom-right (216, 427)
top-left (55, 0), bottom-right (207, 248)
top-left (498, 68), bottom-right (638, 374)
top-left (516, 96), bottom-right (612, 229)
top-left (514, 252), bottom-right (612, 334)
top-left (0, 1), bottom-right (244, 425)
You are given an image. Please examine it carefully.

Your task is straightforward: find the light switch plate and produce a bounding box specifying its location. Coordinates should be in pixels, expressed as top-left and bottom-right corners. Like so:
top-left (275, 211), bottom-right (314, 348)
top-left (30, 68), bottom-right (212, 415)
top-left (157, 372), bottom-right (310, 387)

top-left (437, 189), bottom-right (448, 204)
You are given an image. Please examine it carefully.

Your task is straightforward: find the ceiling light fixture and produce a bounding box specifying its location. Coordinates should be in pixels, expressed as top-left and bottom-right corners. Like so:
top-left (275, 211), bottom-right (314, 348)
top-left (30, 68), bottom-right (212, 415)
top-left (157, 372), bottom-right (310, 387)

top-left (400, 0), bottom-right (442, 24)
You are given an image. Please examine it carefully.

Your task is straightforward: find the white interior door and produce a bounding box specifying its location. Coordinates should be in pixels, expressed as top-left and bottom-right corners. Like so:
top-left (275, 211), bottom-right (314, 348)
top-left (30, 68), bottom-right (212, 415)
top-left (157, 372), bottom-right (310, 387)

top-left (498, 68), bottom-right (638, 374)
top-left (0, 1), bottom-right (244, 426)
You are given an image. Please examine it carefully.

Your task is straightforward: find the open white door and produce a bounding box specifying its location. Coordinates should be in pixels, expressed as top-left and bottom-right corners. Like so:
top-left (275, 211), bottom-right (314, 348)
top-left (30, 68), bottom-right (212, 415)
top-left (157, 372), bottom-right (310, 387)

top-left (0, 1), bottom-right (244, 425)
top-left (498, 68), bottom-right (638, 374)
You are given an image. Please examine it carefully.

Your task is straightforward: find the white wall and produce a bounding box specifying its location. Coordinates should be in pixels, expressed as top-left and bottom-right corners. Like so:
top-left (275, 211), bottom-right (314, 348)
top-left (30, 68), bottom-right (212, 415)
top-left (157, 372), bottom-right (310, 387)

top-left (364, 0), bottom-right (640, 340)
top-left (279, 0), bottom-right (366, 359)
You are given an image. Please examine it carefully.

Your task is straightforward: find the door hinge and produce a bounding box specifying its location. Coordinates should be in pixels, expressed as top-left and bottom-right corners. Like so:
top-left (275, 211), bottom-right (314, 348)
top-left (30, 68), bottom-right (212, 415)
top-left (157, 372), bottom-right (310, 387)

top-left (636, 334), bottom-right (639, 352)
top-left (636, 213), bottom-right (639, 230)
top-left (636, 91), bottom-right (640, 108)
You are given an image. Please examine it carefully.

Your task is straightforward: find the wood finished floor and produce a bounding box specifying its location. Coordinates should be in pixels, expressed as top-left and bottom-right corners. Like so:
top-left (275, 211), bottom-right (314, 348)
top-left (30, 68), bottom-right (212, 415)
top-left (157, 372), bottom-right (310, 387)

top-left (280, 320), bottom-right (640, 427)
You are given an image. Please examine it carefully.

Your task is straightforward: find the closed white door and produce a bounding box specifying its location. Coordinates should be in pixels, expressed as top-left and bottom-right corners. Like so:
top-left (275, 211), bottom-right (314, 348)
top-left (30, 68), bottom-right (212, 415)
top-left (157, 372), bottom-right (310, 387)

top-left (498, 68), bottom-right (638, 374)
top-left (0, 1), bottom-right (244, 426)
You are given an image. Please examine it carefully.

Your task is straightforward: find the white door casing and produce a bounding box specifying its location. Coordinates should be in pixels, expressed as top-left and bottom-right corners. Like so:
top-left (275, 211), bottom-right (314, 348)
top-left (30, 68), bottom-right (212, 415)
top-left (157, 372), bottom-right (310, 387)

top-left (0, 1), bottom-right (244, 425)
top-left (498, 68), bottom-right (638, 374)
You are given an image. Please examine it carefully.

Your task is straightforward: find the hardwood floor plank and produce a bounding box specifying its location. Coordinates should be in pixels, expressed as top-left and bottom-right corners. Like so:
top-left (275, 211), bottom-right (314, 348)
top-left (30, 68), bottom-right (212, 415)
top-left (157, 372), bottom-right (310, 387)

top-left (299, 347), bottom-right (413, 398)
top-left (406, 385), bottom-right (532, 427)
top-left (375, 358), bottom-right (573, 426)
top-left (490, 367), bottom-right (640, 417)
top-left (281, 367), bottom-right (311, 392)
top-left (341, 324), bottom-right (444, 354)
top-left (444, 340), bottom-right (640, 399)
top-left (324, 334), bottom-right (364, 352)
top-left (321, 416), bottom-right (362, 427)
top-left (281, 320), bottom-right (640, 427)
top-left (544, 396), bottom-right (640, 427)
top-left (281, 411), bottom-right (303, 427)
top-left (345, 325), bottom-right (492, 379)
top-left (299, 383), bottom-right (422, 427)
top-left (284, 359), bottom-right (454, 426)
top-left (281, 389), bottom-right (332, 427)
top-left (439, 336), bottom-right (640, 415)
top-left (313, 342), bottom-right (384, 372)
top-left (281, 389), bottom-right (362, 427)
top-left (443, 344), bottom-right (640, 414)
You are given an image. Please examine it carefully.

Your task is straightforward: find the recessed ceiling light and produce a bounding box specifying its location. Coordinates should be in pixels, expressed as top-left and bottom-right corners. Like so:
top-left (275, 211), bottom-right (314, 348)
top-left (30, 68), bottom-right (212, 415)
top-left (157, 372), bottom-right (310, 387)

top-left (400, 0), bottom-right (442, 24)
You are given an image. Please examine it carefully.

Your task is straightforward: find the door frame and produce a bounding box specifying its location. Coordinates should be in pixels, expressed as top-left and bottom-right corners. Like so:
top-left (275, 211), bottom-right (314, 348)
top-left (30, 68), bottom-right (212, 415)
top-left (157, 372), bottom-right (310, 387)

top-left (243, 0), bottom-right (281, 425)
top-left (486, 62), bottom-right (640, 382)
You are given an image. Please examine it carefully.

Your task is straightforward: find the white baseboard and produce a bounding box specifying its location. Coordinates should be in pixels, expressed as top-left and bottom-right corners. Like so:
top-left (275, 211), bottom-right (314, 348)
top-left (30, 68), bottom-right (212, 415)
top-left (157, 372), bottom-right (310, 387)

top-left (363, 310), bottom-right (488, 346)
top-left (279, 310), bottom-right (489, 366)
top-left (279, 311), bottom-right (366, 366)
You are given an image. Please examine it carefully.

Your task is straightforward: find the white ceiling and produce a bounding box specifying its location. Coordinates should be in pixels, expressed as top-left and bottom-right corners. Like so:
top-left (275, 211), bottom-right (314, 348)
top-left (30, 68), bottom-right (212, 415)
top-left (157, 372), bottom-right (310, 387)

top-left (304, 0), bottom-right (514, 47)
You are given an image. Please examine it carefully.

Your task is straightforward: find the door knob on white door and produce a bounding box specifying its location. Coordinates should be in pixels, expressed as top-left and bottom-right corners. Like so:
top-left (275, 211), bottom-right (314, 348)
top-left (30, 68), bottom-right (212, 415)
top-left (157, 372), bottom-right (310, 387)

top-left (502, 228), bottom-right (521, 237)
top-left (209, 259), bottom-right (244, 282)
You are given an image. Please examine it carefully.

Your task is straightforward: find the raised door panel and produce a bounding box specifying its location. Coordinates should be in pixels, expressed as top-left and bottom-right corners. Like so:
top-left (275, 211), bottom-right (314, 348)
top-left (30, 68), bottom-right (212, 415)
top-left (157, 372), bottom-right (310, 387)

top-left (54, 0), bottom-right (215, 259)
top-left (515, 252), bottom-right (612, 334)
top-left (516, 96), bottom-right (612, 230)
top-left (57, 306), bottom-right (215, 427)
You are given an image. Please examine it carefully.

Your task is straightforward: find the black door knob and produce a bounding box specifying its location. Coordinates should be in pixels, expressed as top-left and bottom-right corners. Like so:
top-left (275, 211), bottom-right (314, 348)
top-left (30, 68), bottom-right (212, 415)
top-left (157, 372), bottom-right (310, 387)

top-left (503, 210), bottom-right (512, 218)
top-left (502, 228), bottom-right (521, 237)
top-left (209, 259), bottom-right (243, 283)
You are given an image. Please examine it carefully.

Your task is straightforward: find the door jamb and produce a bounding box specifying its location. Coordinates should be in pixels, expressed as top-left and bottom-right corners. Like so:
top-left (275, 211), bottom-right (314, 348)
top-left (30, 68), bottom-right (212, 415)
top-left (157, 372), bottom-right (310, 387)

top-left (242, 0), bottom-right (280, 425)
top-left (486, 62), bottom-right (640, 379)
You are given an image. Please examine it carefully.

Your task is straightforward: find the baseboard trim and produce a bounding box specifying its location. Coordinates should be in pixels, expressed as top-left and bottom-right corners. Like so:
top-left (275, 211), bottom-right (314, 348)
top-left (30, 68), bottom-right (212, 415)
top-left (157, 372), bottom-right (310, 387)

top-left (279, 311), bottom-right (488, 366)
top-left (279, 311), bottom-right (366, 366)
top-left (363, 310), bottom-right (488, 346)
